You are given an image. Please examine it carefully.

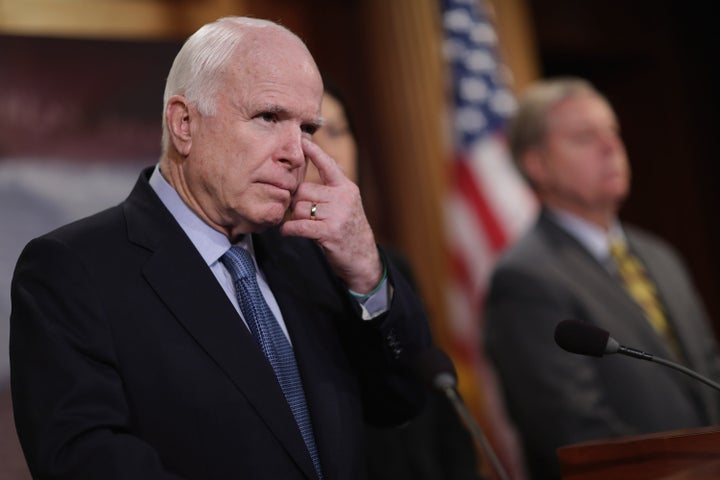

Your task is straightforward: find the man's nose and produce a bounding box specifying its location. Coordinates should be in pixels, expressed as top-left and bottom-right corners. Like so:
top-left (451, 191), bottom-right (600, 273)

top-left (278, 126), bottom-right (305, 168)
top-left (599, 130), bottom-right (623, 154)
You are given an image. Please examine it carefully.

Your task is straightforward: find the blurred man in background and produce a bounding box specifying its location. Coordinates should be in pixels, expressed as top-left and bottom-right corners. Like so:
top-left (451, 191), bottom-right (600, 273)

top-left (483, 76), bottom-right (720, 479)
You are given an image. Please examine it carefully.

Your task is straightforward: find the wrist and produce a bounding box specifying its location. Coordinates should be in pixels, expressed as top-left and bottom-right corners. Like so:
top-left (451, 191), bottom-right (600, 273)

top-left (348, 261), bottom-right (387, 300)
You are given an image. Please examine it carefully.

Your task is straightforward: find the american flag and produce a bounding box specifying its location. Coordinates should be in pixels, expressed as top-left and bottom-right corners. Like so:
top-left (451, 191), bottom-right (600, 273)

top-left (442, 0), bottom-right (536, 476)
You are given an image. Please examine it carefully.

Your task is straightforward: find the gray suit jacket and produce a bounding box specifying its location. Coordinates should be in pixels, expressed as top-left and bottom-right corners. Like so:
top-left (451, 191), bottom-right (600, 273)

top-left (484, 209), bottom-right (720, 480)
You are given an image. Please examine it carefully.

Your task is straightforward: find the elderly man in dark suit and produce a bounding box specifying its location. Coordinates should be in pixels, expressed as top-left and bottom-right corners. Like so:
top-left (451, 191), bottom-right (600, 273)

top-left (10, 17), bottom-right (431, 480)
top-left (484, 77), bottom-right (720, 480)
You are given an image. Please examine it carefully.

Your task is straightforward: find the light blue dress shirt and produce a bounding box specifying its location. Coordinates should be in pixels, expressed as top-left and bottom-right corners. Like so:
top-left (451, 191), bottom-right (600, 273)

top-left (547, 207), bottom-right (626, 270)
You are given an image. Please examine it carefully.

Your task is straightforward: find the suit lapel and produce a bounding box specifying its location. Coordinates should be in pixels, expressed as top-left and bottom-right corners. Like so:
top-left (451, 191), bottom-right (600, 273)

top-left (123, 170), bottom-right (318, 479)
top-left (627, 232), bottom-right (697, 363)
top-left (625, 231), bottom-right (717, 417)
top-left (538, 212), bottom-right (626, 306)
top-left (539, 213), bottom-right (672, 356)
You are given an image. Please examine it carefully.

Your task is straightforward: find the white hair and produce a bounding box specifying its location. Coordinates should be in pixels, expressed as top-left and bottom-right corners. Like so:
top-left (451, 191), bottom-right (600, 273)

top-left (160, 17), bottom-right (301, 153)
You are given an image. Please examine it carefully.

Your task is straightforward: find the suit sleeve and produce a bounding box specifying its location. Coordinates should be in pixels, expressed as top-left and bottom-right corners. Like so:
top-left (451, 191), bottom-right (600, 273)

top-left (340, 247), bottom-right (433, 428)
top-left (483, 263), bottom-right (635, 471)
top-left (10, 237), bottom-right (185, 480)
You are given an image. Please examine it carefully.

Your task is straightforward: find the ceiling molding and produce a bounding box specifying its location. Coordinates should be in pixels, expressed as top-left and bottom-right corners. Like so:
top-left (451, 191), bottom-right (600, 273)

top-left (0, 0), bottom-right (244, 40)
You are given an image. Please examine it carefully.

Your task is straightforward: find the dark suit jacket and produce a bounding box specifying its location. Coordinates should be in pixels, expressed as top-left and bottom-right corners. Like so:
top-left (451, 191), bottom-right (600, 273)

top-left (484, 209), bottom-right (720, 480)
top-left (10, 167), bottom-right (432, 480)
top-left (364, 249), bottom-right (482, 480)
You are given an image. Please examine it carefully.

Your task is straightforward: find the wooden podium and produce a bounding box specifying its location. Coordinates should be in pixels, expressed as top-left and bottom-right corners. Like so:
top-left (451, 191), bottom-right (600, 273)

top-left (557, 426), bottom-right (720, 480)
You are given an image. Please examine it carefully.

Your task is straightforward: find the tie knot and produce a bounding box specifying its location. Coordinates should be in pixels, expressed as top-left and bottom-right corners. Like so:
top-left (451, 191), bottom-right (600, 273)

top-left (221, 246), bottom-right (256, 280)
top-left (609, 239), bottom-right (628, 259)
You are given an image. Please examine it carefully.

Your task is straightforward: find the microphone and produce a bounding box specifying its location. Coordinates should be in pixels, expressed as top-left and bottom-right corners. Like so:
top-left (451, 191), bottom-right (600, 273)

top-left (413, 348), bottom-right (510, 480)
top-left (554, 319), bottom-right (720, 393)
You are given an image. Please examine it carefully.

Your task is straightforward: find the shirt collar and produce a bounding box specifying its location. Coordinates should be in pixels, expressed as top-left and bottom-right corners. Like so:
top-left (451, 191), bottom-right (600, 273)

top-left (547, 207), bottom-right (625, 262)
top-left (148, 165), bottom-right (253, 265)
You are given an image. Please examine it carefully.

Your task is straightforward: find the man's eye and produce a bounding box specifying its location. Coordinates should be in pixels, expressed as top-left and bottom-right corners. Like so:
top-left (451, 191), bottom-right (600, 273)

top-left (259, 112), bottom-right (277, 122)
top-left (302, 124), bottom-right (318, 135)
top-left (325, 124), bottom-right (350, 138)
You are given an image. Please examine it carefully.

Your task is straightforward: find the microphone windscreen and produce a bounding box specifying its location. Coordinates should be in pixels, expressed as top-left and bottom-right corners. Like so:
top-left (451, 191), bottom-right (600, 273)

top-left (554, 320), bottom-right (610, 357)
top-left (413, 347), bottom-right (458, 391)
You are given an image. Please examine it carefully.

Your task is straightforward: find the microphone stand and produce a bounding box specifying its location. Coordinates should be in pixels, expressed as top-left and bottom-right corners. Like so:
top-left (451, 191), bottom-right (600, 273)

top-left (438, 383), bottom-right (510, 480)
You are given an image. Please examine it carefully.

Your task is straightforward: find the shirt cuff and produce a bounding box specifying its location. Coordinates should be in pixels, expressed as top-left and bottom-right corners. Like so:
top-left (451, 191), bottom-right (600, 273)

top-left (349, 263), bottom-right (391, 320)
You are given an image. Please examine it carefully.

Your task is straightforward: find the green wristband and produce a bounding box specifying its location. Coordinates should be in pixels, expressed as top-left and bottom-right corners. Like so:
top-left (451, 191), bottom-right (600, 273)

top-left (349, 263), bottom-right (388, 300)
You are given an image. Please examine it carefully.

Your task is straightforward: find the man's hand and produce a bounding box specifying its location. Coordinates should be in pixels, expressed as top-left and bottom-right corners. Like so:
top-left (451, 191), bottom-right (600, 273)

top-left (281, 138), bottom-right (383, 293)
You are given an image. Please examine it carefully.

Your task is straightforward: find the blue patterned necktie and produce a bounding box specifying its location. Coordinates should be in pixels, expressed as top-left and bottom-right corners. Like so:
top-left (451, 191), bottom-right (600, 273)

top-left (221, 246), bottom-right (323, 479)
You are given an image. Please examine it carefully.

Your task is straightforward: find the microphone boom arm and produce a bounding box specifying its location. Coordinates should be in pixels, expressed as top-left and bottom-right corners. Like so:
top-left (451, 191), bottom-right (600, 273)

top-left (555, 320), bottom-right (720, 394)
top-left (618, 346), bottom-right (720, 393)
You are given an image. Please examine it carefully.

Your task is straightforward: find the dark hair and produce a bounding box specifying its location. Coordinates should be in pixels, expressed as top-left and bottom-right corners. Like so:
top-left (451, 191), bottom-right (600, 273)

top-left (321, 77), bottom-right (357, 141)
top-left (318, 76), bottom-right (366, 186)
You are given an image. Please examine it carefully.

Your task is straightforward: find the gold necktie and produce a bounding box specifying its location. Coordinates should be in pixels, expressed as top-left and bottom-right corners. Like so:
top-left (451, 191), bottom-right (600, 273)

top-left (609, 240), bottom-right (681, 357)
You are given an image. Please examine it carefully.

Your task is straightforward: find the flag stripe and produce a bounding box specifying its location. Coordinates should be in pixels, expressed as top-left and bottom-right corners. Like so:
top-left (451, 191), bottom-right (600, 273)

top-left (454, 156), bottom-right (508, 251)
top-left (442, 0), bottom-right (536, 478)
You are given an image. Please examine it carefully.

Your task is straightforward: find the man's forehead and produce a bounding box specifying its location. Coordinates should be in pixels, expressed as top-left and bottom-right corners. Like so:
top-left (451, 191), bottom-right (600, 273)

top-left (227, 54), bottom-right (321, 102)
top-left (234, 42), bottom-right (321, 90)
top-left (239, 25), bottom-right (314, 66)
top-left (547, 95), bottom-right (615, 127)
top-left (224, 28), bottom-right (323, 119)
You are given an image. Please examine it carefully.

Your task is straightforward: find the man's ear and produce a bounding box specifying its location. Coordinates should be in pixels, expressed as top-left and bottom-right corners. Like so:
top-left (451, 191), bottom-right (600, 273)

top-left (166, 95), bottom-right (193, 156)
top-left (521, 148), bottom-right (547, 187)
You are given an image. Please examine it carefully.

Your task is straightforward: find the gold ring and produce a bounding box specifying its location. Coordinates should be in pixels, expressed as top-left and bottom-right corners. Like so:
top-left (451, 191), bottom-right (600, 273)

top-left (310, 203), bottom-right (318, 220)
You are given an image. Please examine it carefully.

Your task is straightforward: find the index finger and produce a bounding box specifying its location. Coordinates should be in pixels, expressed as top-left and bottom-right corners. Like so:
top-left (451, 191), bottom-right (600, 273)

top-left (303, 138), bottom-right (345, 186)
